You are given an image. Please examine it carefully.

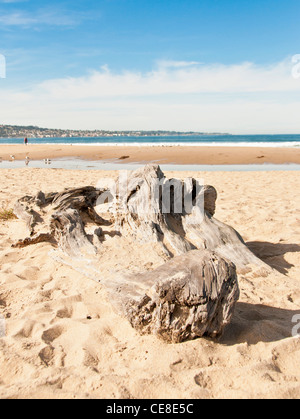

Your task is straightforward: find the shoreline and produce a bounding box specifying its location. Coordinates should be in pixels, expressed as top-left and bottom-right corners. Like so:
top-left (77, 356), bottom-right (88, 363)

top-left (1, 141), bottom-right (300, 148)
top-left (0, 144), bottom-right (300, 165)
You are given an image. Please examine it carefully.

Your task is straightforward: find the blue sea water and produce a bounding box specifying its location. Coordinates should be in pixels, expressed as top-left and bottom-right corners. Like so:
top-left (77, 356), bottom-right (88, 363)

top-left (0, 134), bottom-right (300, 147)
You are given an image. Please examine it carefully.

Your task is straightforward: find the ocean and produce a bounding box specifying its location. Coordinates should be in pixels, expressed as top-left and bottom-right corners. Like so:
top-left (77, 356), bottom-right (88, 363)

top-left (0, 134), bottom-right (300, 147)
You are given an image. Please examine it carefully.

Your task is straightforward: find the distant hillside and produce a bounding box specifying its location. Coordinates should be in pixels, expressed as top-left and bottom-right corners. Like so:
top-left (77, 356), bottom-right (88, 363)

top-left (0, 124), bottom-right (226, 138)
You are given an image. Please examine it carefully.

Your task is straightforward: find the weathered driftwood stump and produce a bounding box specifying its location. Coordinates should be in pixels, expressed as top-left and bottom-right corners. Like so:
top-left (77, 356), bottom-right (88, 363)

top-left (110, 250), bottom-right (239, 343)
top-left (12, 186), bottom-right (109, 256)
top-left (116, 164), bottom-right (270, 273)
top-left (12, 164), bottom-right (271, 342)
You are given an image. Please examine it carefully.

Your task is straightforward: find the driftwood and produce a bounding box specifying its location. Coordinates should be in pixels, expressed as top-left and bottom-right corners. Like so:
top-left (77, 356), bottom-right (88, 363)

top-left (12, 186), bottom-right (110, 254)
top-left (109, 250), bottom-right (239, 343)
top-left (12, 164), bottom-right (271, 342)
top-left (116, 164), bottom-right (270, 272)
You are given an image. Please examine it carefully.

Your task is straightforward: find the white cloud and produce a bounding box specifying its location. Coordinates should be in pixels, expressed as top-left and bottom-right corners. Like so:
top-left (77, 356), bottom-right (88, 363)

top-left (0, 11), bottom-right (35, 25)
top-left (156, 60), bottom-right (200, 69)
top-left (0, 6), bottom-right (93, 27)
top-left (0, 1), bottom-right (28, 3)
top-left (0, 58), bottom-right (299, 133)
top-left (37, 58), bottom-right (300, 99)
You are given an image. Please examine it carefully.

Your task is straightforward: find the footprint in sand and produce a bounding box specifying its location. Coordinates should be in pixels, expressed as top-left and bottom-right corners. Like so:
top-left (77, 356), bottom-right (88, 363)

top-left (56, 307), bottom-right (73, 319)
top-left (38, 345), bottom-right (55, 367)
top-left (272, 339), bottom-right (300, 379)
top-left (39, 344), bottom-right (66, 368)
top-left (194, 372), bottom-right (212, 389)
top-left (42, 326), bottom-right (64, 345)
top-left (13, 319), bottom-right (42, 339)
top-left (13, 266), bottom-right (41, 282)
top-left (54, 295), bottom-right (84, 319)
top-left (0, 294), bottom-right (7, 308)
top-left (83, 350), bottom-right (100, 370)
top-left (1, 251), bottom-right (19, 261)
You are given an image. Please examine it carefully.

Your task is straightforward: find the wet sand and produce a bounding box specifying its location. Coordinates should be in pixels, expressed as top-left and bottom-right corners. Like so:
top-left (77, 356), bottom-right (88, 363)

top-left (0, 144), bottom-right (300, 165)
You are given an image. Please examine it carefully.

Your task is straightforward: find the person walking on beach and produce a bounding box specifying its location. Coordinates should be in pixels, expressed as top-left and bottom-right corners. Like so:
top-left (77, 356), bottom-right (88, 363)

top-left (24, 137), bottom-right (28, 146)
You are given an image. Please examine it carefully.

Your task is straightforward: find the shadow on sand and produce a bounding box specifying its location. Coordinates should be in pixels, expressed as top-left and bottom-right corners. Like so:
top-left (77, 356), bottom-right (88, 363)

top-left (220, 302), bottom-right (300, 346)
top-left (246, 241), bottom-right (300, 275)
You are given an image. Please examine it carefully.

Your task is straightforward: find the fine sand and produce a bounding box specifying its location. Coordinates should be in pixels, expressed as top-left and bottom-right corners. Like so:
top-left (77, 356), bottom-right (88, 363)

top-left (0, 167), bottom-right (300, 399)
top-left (0, 144), bottom-right (300, 165)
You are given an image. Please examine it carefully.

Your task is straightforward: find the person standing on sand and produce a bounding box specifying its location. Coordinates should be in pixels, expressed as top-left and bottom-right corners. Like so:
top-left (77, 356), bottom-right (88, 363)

top-left (24, 137), bottom-right (28, 146)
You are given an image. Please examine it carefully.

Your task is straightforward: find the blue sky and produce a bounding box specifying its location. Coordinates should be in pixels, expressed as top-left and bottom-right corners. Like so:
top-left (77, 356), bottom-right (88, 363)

top-left (0, 0), bottom-right (300, 132)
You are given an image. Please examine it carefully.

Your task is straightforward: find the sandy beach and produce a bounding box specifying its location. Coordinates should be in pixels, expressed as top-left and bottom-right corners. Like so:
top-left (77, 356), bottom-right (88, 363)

top-left (0, 144), bottom-right (300, 165)
top-left (0, 165), bottom-right (299, 399)
top-left (2, 0), bottom-right (300, 401)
